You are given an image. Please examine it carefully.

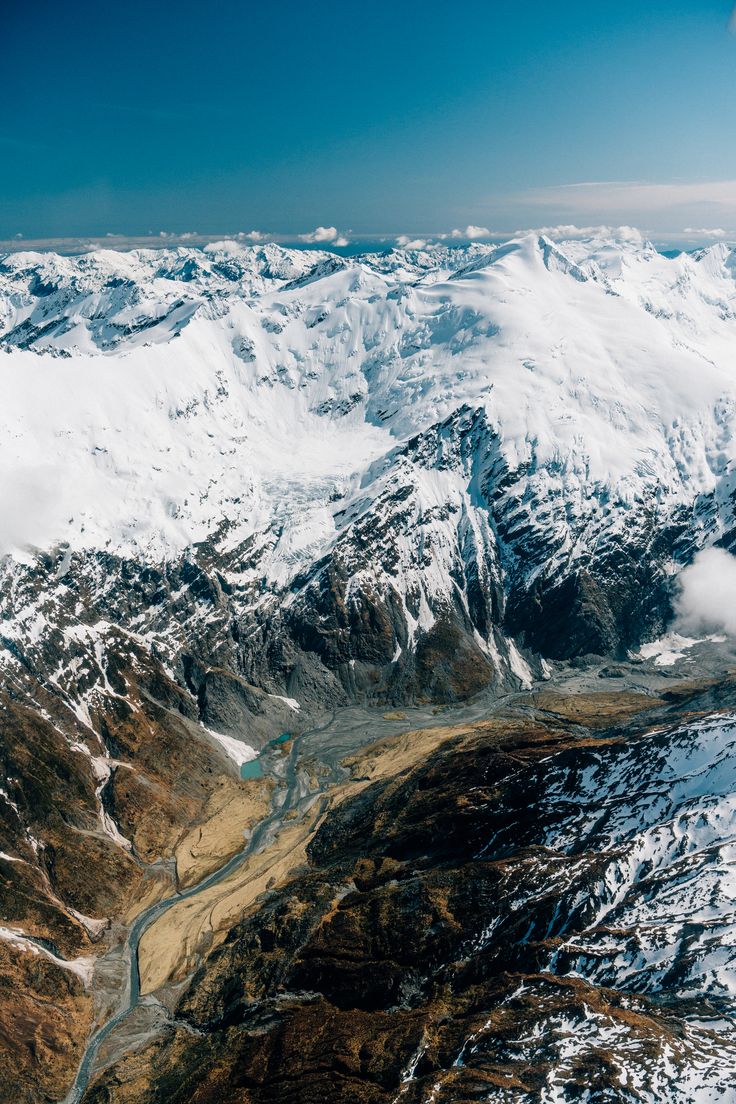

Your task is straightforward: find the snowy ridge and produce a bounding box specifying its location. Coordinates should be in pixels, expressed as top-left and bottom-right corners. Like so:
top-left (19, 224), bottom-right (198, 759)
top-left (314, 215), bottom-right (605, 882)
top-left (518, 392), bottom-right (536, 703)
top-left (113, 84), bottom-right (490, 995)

top-left (2, 234), bottom-right (736, 561)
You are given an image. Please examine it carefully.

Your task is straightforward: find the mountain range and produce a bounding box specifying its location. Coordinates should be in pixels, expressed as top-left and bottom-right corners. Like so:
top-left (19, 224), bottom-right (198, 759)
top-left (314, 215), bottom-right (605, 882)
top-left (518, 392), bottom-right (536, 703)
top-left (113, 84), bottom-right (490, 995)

top-left (3, 235), bottom-right (736, 1102)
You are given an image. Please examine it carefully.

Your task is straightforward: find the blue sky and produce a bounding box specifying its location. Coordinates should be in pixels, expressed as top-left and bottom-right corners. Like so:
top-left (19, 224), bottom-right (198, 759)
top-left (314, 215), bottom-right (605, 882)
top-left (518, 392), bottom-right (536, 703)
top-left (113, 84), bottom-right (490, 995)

top-left (2, 0), bottom-right (736, 244)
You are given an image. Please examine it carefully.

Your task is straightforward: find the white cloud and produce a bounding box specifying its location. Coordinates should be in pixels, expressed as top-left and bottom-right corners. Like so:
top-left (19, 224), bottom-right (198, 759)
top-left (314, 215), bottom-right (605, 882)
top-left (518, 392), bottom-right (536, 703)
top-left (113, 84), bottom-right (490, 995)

top-left (682, 227), bottom-right (729, 238)
top-left (203, 239), bottom-right (244, 254)
top-left (299, 226), bottom-right (347, 244)
top-left (450, 224), bottom-right (492, 240)
top-left (236, 230), bottom-right (267, 242)
top-left (395, 235), bottom-right (441, 250)
top-left (676, 548), bottom-right (736, 636)
top-left (528, 223), bottom-right (644, 242)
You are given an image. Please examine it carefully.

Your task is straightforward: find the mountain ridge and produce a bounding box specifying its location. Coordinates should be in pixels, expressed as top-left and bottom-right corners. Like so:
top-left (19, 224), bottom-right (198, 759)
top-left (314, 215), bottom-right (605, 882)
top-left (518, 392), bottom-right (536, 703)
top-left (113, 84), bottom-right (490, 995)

top-left (4, 234), bottom-right (736, 699)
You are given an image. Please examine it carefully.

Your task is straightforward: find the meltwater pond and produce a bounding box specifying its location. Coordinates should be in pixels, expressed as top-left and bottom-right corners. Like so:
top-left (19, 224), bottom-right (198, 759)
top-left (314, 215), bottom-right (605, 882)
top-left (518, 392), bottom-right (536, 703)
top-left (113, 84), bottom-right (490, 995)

top-left (239, 735), bottom-right (291, 779)
top-left (240, 758), bottom-right (264, 780)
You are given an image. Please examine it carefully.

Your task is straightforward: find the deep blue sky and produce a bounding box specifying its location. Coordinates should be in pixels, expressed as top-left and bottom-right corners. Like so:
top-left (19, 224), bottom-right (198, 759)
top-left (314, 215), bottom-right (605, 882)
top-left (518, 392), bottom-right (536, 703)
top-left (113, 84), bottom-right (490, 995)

top-left (2, 0), bottom-right (736, 242)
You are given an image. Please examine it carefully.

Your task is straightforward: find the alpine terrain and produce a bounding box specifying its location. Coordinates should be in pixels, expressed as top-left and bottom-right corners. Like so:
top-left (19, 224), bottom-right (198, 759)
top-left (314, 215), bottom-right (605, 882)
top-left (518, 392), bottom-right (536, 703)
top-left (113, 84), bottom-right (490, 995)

top-left (2, 234), bottom-right (736, 1103)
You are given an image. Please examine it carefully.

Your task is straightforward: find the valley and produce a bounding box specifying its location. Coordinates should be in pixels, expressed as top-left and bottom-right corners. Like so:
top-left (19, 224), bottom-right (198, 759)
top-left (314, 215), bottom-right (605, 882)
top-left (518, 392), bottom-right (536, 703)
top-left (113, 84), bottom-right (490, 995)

top-left (69, 651), bottom-right (736, 1103)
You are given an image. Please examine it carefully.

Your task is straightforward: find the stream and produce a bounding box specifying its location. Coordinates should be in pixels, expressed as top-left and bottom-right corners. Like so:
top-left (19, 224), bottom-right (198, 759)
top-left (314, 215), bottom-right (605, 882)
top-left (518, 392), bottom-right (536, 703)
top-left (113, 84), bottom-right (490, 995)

top-left (62, 710), bottom-right (343, 1104)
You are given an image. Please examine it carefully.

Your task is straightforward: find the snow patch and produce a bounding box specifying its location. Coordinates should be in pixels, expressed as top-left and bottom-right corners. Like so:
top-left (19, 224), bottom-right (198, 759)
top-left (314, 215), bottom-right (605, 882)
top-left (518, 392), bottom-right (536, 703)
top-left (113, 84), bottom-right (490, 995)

top-left (638, 632), bottom-right (726, 666)
top-left (0, 926), bottom-right (95, 986)
top-left (202, 726), bottom-right (258, 767)
top-left (268, 694), bottom-right (301, 712)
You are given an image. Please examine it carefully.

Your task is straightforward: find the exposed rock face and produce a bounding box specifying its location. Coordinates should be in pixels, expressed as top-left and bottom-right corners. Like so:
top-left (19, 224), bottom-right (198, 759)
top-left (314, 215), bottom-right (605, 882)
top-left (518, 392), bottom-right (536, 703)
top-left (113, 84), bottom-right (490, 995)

top-left (82, 681), bottom-right (736, 1103)
top-left (0, 940), bottom-right (92, 1104)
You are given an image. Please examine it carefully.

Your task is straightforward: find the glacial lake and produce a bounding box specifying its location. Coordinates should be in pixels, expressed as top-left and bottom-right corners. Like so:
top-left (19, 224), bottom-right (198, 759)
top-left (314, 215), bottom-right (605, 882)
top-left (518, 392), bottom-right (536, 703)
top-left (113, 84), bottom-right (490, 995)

top-left (240, 758), bottom-right (264, 780)
top-left (239, 735), bottom-right (291, 779)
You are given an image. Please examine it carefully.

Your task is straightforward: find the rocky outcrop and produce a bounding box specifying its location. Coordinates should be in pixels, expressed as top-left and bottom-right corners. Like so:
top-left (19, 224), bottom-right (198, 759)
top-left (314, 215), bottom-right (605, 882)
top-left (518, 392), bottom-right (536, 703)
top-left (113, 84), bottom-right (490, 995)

top-left (0, 940), bottom-right (92, 1104)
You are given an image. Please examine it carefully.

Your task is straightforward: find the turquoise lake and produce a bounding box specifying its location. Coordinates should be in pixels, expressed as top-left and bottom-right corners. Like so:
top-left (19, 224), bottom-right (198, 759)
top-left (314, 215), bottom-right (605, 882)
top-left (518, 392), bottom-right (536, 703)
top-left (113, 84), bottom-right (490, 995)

top-left (240, 758), bottom-right (264, 780)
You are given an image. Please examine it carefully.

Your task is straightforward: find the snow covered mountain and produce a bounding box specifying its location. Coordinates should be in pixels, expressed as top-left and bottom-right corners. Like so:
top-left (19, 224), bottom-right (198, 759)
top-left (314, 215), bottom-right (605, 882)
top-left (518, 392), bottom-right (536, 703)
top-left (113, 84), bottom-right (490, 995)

top-left (3, 234), bottom-right (736, 713)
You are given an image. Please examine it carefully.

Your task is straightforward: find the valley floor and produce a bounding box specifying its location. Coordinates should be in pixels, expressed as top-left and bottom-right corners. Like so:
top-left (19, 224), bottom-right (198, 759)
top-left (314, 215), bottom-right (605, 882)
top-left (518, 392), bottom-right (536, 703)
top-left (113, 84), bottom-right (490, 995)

top-left (35, 650), bottom-right (736, 1104)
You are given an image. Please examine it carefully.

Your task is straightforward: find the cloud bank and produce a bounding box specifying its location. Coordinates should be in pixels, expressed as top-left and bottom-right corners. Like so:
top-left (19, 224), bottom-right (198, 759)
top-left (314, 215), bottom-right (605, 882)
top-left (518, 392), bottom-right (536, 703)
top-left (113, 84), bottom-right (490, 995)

top-left (0, 466), bottom-right (68, 556)
top-left (682, 227), bottom-right (730, 239)
top-left (299, 226), bottom-right (349, 246)
top-left (395, 234), bottom-right (436, 250)
top-left (450, 225), bottom-right (493, 240)
top-left (203, 240), bottom-right (245, 254)
top-left (676, 548), bottom-right (736, 636)
top-left (516, 180), bottom-right (736, 233)
top-left (529, 223), bottom-right (644, 242)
